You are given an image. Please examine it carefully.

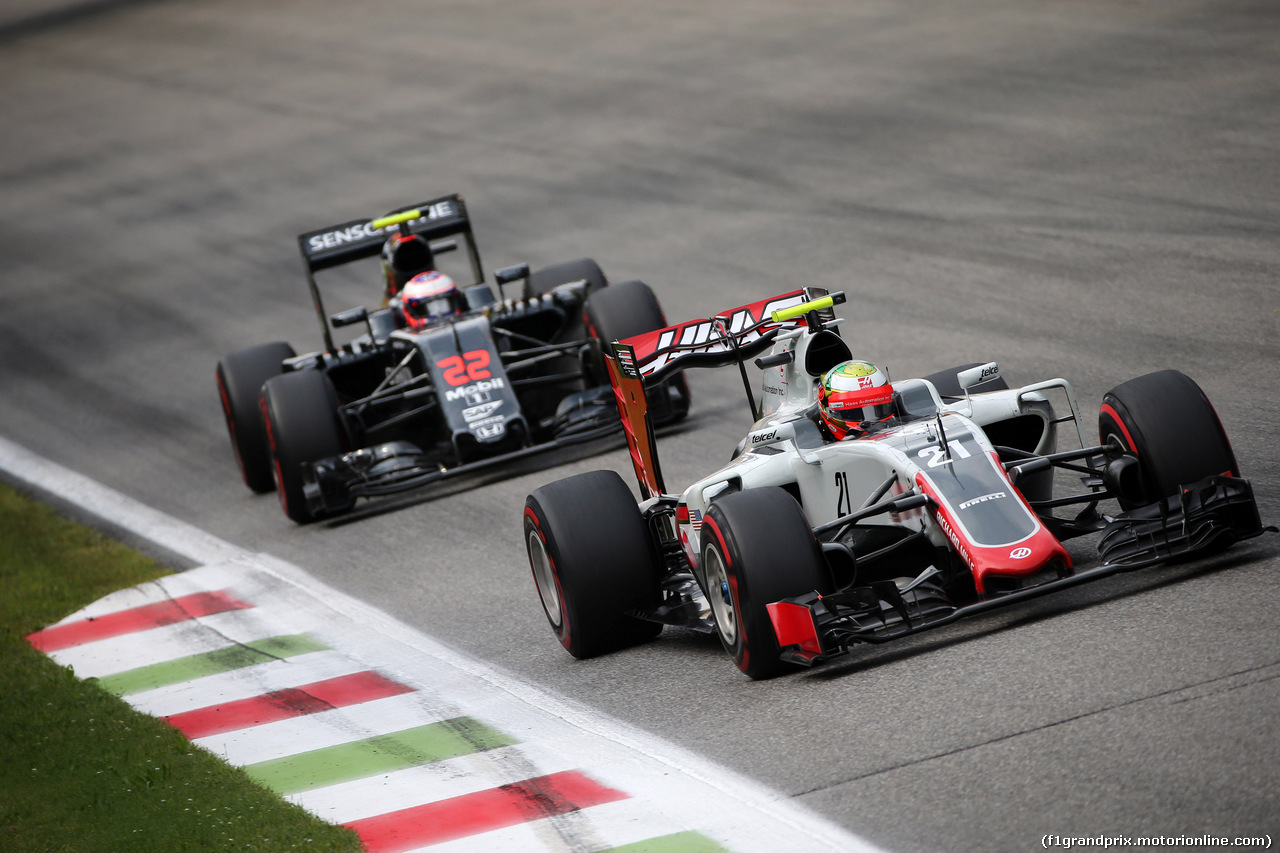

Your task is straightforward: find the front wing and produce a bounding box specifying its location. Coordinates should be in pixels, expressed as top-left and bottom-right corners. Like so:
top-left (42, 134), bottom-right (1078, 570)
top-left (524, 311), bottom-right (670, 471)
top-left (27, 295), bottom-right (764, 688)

top-left (301, 419), bottom-right (622, 517)
top-left (769, 474), bottom-right (1269, 665)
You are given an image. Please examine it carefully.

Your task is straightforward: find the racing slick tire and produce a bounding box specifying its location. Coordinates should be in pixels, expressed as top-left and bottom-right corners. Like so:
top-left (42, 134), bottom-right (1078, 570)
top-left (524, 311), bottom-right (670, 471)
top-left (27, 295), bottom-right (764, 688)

top-left (701, 487), bottom-right (832, 680)
top-left (923, 362), bottom-right (1009, 398)
top-left (524, 469), bottom-right (662, 659)
top-left (1099, 369), bottom-right (1241, 510)
top-left (585, 279), bottom-right (691, 422)
top-left (216, 341), bottom-right (296, 494)
top-left (260, 370), bottom-right (350, 524)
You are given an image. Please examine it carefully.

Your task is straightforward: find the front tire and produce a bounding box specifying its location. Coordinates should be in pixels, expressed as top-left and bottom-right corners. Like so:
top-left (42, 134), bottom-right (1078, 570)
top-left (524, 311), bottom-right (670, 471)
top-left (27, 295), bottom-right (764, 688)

top-left (701, 488), bottom-right (831, 680)
top-left (524, 470), bottom-right (661, 658)
top-left (1099, 369), bottom-right (1240, 509)
top-left (260, 371), bottom-right (349, 524)
top-left (216, 341), bottom-right (295, 493)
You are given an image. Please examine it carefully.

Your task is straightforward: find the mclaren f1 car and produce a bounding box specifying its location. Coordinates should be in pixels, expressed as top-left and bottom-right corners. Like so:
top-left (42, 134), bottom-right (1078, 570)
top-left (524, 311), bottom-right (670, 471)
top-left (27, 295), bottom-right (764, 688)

top-left (523, 288), bottom-right (1270, 678)
top-left (216, 193), bottom-right (688, 523)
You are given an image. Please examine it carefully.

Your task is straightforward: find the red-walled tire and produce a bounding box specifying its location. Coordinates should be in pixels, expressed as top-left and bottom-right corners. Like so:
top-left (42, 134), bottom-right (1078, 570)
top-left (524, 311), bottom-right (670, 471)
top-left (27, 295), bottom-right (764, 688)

top-left (524, 469), bottom-right (661, 659)
top-left (1099, 369), bottom-right (1240, 510)
top-left (260, 370), bottom-right (348, 524)
top-left (701, 487), bottom-right (830, 680)
top-left (216, 341), bottom-right (295, 493)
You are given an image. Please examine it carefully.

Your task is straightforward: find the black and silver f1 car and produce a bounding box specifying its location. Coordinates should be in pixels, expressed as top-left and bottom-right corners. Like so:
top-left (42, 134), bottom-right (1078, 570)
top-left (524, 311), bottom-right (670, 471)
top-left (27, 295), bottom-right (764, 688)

top-left (523, 288), bottom-right (1270, 678)
top-left (216, 193), bottom-right (688, 523)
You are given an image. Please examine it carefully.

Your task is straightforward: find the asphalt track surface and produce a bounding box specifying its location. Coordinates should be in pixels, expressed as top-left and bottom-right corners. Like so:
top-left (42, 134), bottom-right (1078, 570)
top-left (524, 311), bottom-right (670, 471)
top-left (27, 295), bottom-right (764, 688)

top-left (2, 2), bottom-right (1279, 851)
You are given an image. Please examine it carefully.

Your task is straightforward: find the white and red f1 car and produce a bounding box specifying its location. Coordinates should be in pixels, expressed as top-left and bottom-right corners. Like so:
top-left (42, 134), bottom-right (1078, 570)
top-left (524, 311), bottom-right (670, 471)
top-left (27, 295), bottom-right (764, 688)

top-left (524, 288), bottom-right (1270, 678)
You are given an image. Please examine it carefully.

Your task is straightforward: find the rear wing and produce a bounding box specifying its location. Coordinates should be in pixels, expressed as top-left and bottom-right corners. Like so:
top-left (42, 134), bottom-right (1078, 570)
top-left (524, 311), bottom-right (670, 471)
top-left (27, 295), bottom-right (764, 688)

top-left (296, 193), bottom-right (484, 351)
top-left (604, 287), bottom-right (843, 498)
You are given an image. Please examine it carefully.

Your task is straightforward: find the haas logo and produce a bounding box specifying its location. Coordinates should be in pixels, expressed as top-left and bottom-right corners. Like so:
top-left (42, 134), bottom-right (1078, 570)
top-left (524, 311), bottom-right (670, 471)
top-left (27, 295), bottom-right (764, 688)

top-left (1010, 547), bottom-right (1033, 560)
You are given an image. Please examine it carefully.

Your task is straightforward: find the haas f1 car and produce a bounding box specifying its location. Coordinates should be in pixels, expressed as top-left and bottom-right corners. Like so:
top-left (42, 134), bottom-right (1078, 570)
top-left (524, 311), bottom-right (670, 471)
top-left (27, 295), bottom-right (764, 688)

top-left (524, 288), bottom-right (1270, 678)
top-left (216, 193), bottom-right (688, 523)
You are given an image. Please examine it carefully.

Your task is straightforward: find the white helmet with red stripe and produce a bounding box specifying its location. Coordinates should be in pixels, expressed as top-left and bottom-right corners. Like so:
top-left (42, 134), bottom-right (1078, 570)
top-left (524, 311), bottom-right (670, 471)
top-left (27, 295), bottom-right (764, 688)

top-left (400, 271), bottom-right (464, 330)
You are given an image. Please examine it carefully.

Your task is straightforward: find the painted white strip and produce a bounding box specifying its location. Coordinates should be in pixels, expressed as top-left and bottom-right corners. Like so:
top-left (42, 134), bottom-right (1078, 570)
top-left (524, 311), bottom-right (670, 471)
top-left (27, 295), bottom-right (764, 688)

top-left (286, 744), bottom-right (581, 824)
top-left (423, 799), bottom-right (713, 853)
top-left (196, 691), bottom-right (462, 766)
top-left (47, 607), bottom-right (298, 677)
top-left (125, 650), bottom-right (363, 716)
top-left (3, 435), bottom-right (885, 853)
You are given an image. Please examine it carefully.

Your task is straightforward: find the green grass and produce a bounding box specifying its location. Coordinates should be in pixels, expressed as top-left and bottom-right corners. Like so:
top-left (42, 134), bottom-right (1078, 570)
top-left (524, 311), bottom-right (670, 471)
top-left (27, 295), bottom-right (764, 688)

top-left (0, 482), bottom-right (363, 853)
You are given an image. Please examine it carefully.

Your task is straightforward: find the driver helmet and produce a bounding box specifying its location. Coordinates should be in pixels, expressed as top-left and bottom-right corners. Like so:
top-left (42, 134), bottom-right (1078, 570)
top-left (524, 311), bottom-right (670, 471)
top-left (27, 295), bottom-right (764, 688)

top-left (818, 360), bottom-right (895, 440)
top-left (400, 271), bottom-right (464, 330)
top-left (380, 233), bottom-right (436, 301)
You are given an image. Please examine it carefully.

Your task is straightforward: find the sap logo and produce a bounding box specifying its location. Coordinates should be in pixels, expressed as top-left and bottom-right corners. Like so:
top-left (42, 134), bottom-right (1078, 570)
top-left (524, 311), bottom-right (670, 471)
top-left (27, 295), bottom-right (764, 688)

top-left (958, 491), bottom-right (1007, 510)
top-left (463, 401), bottom-right (502, 422)
top-left (444, 378), bottom-right (506, 402)
top-left (750, 429), bottom-right (778, 445)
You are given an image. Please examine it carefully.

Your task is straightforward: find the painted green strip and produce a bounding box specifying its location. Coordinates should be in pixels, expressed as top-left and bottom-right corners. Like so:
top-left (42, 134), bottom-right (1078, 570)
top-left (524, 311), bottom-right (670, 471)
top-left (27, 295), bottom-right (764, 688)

top-left (95, 634), bottom-right (329, 696)
top-left (605, 831), bottom-right (731, 852)
top-left (244, 717), bottom-right (517, 796)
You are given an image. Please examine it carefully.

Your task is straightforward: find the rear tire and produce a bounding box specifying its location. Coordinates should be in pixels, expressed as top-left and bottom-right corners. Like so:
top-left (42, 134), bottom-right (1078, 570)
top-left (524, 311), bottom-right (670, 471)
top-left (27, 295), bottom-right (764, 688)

top-left (260, 371), bottom-right (349, 524)
top-left (522, 258), bottom-right (609, 431)
top-left (524, 470), bottom-right (661, 658)
top-left (701, 488), bottom-right (831, 680)
top-left (1099, 369), bottom-right (1240, 509)
top-left (585, 279), bottom-right (690, 420)
top-left (216, 341), bottom-right (295, 493)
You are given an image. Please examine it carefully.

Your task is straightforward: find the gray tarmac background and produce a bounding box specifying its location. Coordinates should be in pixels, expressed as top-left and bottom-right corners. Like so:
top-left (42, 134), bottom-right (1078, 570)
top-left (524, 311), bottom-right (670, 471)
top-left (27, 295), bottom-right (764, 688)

top-left (2, 2), bottom-right (1279, 851)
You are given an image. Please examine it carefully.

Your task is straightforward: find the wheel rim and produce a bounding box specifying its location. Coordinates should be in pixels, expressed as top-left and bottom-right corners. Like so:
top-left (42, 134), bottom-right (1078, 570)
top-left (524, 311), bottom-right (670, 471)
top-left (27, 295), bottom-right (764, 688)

top-left (702, 546), bottom-right (737, 647)
top-left (527, 528), bottom-right (563, 628)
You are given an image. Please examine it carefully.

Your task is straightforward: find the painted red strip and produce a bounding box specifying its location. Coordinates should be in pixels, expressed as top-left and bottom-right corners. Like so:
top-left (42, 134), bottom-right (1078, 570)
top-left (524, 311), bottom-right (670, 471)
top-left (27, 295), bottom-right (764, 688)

top-left (27, 590), bottom-right (252, 652)
top-left (346, 770), bottom-right (628, 853)
top-left (164, 671), bottom-right (414, 739)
